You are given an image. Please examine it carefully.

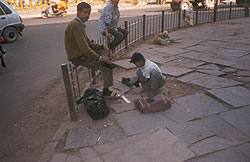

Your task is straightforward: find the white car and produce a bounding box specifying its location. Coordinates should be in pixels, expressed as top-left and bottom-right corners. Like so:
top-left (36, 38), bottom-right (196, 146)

top-left (0, 0), bottom-right (24, 43)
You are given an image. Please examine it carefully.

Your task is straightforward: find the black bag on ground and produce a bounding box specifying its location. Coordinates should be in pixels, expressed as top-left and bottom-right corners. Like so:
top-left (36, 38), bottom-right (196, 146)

top-left (77, 88), bottom-right (110, 120)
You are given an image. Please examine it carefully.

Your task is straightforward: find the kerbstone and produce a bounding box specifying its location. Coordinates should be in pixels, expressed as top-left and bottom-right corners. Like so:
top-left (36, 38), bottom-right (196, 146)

top-left (102, 129), bottom-right (195, 162)
top-left (113, 110), bottom-right (171, 136)
top-left (166, 120), bottom-right (214, 146)
top-left (220, 106), bottom-right (250, 136)
top-left (174, 93), bottom-right (228, 118)
top-left (162, 103), bottom-right (196, 122)
top-left (161, 65), bottom-right (193, 77)
top-left (190, 136), bottom-right (236, 156)
top-left (200, 115), bottom-right (249, 144)
top-left (64, 129), bottom-right (100, 150)
top-left (208, 86), bottom-right (250, 108)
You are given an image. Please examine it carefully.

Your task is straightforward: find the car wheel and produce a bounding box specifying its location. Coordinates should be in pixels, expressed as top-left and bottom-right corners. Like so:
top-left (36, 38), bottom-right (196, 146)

top-left (205, 0), bottom-right (215, 8)
top-left (180, 0), bottom-right (192, 10)
top-left (3, 27), bottom-right (19, 43)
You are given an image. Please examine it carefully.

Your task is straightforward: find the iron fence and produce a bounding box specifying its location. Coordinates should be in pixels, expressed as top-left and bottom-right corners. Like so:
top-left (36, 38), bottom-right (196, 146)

top-left (62, 3), bottom-right (249, 120)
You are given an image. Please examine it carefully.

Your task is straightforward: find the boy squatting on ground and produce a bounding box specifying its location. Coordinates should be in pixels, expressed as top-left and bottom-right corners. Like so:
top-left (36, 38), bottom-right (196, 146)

top-left (122, 52), bottom-right (165, 90)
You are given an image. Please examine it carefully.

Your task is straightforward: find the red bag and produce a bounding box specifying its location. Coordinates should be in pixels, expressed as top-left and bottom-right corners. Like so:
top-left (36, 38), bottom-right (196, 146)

top-left (134, 94), bottom-right (171, 113)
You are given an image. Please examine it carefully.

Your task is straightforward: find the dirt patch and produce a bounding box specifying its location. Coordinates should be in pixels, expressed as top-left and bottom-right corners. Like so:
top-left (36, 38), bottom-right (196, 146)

top-left (0, 79), bottom-right (68, 162)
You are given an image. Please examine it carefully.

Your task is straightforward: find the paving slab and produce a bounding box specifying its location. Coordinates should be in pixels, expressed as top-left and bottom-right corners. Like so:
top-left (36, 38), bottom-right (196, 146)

top-left (64, 129), bottom-right (100, 150)
top-left (50, 153), bottom-right (68, 162)
top-left (237, 70), bottom-right (250, 77)
top-left (199, 40), bottom-right (228, 48)
top-left (87, 157), bottom-right (103, 162)
top-left (237, 77), bottom-right (250, 82)
top-left (102, 129), bottom-right (195, 162)
top-left (79, 147), bottom-right (98, 161)
top-left (232, 60), bottom-right (250, 71)
top-left (113, 59), bottom-right (136, 69)
top-left (190, 136), bottom-right (236, 156)
top-left (113, 68), bottom-right (137, 82)
top-left (111, 80), bottom-right (130, 94)
top-left (190, 75), bottom-right (242, 89)
top-left (196, 69), bottom-right (225, 76)
top-left (113, 110), bottom-right (170, 136)
top-left (166, 120), bottom-right (214, 146)
top-left (213, 48), bottom-right (249, 57)
top-left (200, 115), bottom-right (249, 144)
top-left (157, 47), bottom-right (191, 56)
top-left (189, 147), bottom-right (249, 162)
top-left (233, 143), bottom-right (250, 159)
top-left (174, 93), bottom-right (228, 118)
top-left (161, 103), bottom-right (196, 123)
top-left (109, 103), bottom-right (135, 113)
top-left (208, 86), bottom-right (250, 108)
top-left (66, 155), bottom-right (81, 162)
top-left (148, 54), bottom-right (177, 64)
top-left (177, 72), bottom-right (208, 83)
top-left (165, 58), bottom-right (205, 68)
top-left (220, 106), bottom-right (250, 136)
top-left (161, 65), bottom-right (193, 77)
top-left (94, 132), bottom-right (150, 154)
top-left (221, 67), bottom-right (237, 73)
top-left (98, 125), bottom-right (125, 144)
top-left (196, 64), bottom-right (220, 70)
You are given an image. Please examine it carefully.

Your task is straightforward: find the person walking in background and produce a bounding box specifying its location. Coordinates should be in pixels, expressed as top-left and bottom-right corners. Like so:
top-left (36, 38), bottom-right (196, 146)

top-left (99, 0), bottom-right (128, 51)
top-left (122, 52), bottom-right (165, 90)
top-left (64, 2), bottom-right (117, 97)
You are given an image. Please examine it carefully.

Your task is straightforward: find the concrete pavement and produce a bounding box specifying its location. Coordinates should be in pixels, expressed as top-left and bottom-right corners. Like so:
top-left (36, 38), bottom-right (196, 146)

top-left (39, 17), bottom-right (250, 162)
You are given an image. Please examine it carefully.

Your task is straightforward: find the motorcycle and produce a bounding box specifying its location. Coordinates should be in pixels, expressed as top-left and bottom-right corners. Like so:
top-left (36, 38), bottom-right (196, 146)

top-left (0, 45), bottom-right (7, 68)
top-left (41, 0), bottom-right (67, 18)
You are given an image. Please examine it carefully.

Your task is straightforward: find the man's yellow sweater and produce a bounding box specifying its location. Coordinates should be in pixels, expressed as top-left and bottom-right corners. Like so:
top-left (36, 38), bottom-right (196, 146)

top-left (64, 19), bottom-right (102, 61)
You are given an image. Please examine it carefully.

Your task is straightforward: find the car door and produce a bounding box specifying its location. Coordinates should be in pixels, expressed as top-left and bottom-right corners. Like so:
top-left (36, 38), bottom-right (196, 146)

top-left (0, 2), bottom-right (9, 31)
top-left (0, 1), bottom-right (15, 30)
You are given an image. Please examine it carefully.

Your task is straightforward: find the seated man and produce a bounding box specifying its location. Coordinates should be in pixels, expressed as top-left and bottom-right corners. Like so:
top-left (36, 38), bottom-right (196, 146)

top-left (122, 52), bottom-right (165, 90)
top-left (98, 0), bottom-right (128, 50)
top-left (64, 2), bottom-right (116, 97)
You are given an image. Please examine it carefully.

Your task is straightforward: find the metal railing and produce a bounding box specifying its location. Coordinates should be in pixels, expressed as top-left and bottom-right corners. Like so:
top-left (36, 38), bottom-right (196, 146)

top-left (62, 3), bottom-right (249, 121)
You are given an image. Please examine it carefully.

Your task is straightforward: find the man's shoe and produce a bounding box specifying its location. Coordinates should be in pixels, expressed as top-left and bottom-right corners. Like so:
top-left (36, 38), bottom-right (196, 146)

top-left (134, 80), bottom-right (140, 88)
top-left (122, 78), bottom-right (133, 87)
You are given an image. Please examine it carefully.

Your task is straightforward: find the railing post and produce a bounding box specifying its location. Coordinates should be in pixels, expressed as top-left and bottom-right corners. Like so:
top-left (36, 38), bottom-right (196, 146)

top-left (61, 64), bottom-right (77, 121)
top-left (142, 14), bottom-right (146, 40)
top-left (124, 21), bottom-right (128, 48)
top-left (245, 0), bottom-right (249, 17)
top-left (161, 11), bottom-right (165, 32)
top-left (229, 1), bottom-right (232, 19)
top-left (178, 7), bottom-right (181, 29)
top-left (213, 0), bottom-right (218, 22)
top-left (196, 7), bottom-right (198, 25)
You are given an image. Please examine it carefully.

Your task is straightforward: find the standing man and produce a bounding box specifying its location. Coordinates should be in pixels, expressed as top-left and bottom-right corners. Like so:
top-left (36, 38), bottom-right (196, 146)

top-left (99, 0), bottom-right (128, 50)
top-left (64, 2), bottom-right (116, 97)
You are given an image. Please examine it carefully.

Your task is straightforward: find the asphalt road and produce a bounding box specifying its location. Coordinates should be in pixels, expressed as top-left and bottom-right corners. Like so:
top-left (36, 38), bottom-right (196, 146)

top-left (0, 7), bottom-right (169, 132)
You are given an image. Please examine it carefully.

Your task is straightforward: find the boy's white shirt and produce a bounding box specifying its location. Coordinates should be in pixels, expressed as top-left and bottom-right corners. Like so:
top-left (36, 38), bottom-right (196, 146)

top-left (139, 59), bottom-right (162, 79)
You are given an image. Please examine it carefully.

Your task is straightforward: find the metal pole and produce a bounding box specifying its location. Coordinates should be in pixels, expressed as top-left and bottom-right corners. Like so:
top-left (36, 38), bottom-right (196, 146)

top-left (124, 21), bottom-right (128, 48)
top-left (178, 7), bottom-right (181, 29)
top-left (161, 11), bottom-right (165, 32)
top-left (229, 1), bottom-right (232, 19)
top-left (61, 64), bottom-right (77, 121)
top-left (142, 14), bottom-right (146, 40)
top-left (196, 7), bottom-right (198, 25)
top-left (213, 0), bottom-right (218, 22)
top-left (245, 0), bottom-right (249, 17)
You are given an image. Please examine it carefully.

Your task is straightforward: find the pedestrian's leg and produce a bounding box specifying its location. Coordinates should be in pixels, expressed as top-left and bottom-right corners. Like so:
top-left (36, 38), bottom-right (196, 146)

top-left (149, 69), bottom-right (165, 90)
top-left (117, 27), bottom-right (128, 41)
top-left (108, 27), bottom-right (123, 50)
